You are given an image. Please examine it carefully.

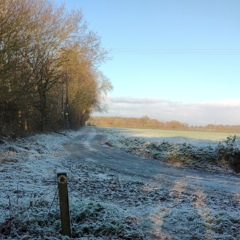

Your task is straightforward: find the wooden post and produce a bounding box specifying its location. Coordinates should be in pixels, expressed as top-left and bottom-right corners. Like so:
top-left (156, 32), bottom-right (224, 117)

top-left (57, 171), bottom-right (71, 237)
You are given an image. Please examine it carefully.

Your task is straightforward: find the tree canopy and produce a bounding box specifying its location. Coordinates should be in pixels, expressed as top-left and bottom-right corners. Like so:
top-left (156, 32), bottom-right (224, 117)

top-left (0, 0), bottom-right (112, 137)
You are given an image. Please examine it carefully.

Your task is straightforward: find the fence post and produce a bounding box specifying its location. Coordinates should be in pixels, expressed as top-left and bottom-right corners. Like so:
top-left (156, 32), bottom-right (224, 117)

top-left (57, 170), bottom-right (71, 237)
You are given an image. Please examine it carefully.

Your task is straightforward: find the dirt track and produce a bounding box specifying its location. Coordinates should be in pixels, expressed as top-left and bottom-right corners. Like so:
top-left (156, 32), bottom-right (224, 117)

top-left (64, 126), bottom-right (240, 239)
top-left (65, 127), bottom-right (240, 194)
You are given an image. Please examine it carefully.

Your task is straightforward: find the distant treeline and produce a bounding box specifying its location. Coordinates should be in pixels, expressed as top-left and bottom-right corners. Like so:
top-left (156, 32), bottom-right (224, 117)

top-left (87, 116), bottom-right (240, 133)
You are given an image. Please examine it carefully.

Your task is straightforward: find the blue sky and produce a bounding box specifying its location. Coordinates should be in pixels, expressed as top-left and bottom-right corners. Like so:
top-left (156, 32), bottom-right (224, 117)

top-left (53, 0), bottom-right (240, 125)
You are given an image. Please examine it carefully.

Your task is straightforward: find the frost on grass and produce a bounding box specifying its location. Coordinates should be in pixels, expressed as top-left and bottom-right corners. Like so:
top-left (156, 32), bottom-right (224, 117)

top-left (0, 198), bottom-right (146, 239)
top-left (103, 128), bottom-right (240, 173)
top-left (1, 127), bottom-right (240, 239)
top-left (0, 129), bottom-right (147, 239)
top-left (157, 208), bottom-right (240, 240)
top-left (70, 200), bottom-right (146, 239)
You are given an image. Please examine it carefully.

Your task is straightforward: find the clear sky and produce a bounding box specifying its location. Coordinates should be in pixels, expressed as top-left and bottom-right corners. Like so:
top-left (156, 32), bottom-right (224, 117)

top-left (53, 0), bottom-right (240, 125)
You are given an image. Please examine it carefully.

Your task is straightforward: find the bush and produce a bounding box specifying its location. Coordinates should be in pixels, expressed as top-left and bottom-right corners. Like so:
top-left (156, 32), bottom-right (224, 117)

top-left (217, 135), bottom-right (240, 173)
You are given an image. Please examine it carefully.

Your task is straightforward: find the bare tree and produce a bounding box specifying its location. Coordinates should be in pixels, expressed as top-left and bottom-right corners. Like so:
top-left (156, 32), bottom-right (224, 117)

top-left (0, 0), bottom-right (112, 136)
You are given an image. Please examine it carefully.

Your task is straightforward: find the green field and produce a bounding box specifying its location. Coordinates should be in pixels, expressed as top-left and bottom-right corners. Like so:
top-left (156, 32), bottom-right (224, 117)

top-left (104, 127), bottom-right (240, 142)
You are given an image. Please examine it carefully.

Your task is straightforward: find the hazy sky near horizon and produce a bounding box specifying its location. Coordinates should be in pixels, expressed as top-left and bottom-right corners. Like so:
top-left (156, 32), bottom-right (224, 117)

top-left (54, 0), bottom-right (240, 125)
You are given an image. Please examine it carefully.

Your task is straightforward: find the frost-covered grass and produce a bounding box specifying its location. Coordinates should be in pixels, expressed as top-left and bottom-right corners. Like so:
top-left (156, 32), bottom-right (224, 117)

top-left (103, 127), bottom-right (240, 173)
top-left (0, 129), bottom-right (147, 239)
top-left (0, 127), bottom-right (240, 239)
top-left (0, 198), bottom-right (145, 239)
top-left (70, 201), bottom-right (145, 239)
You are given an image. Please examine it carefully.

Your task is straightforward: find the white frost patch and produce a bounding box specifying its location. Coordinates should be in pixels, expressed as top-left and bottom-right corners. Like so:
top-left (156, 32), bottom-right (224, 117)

top-left (102, 127), bottom-right (240, 174)
top-left (0, 127), bottom-right (239, 239)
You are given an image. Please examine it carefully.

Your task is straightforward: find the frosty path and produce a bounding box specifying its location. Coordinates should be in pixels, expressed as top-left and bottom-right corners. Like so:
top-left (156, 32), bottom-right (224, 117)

top-left (64, 126), bottom-right (240, 239)
top-left (0, 126), bottom-right (239, 239)
top-left (65, 127), bottom-right (240, 195)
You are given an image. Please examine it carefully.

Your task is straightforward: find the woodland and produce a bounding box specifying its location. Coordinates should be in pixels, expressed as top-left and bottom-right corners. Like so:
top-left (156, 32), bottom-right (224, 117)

top-left (0, 0), bottom-right (112, 138)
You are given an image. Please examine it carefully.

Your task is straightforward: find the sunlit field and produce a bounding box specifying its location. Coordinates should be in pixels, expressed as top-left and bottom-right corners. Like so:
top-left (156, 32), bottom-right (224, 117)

top-left (102, 126), bottom-right (240, 173)
top-left (103, 127), bottom-right (240, 142)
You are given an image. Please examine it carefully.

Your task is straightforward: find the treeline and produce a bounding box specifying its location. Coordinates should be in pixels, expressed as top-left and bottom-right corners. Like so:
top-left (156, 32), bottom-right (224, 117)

top-left (88, 116), bottom-right (240, 133)
top-left (0, 0), bottom-right (112, 138)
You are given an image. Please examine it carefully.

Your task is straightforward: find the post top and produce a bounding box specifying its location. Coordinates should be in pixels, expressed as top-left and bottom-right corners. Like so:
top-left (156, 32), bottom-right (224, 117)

top-left (56, 169), bottom-right (67, 175)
